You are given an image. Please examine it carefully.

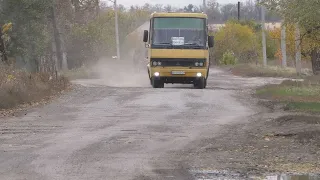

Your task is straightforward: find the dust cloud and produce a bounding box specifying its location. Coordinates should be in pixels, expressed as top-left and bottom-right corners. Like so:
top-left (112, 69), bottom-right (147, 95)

top-left (74, 21), bottom-right (151, 88)
top-left (89, 56), bottom-right (150, 88)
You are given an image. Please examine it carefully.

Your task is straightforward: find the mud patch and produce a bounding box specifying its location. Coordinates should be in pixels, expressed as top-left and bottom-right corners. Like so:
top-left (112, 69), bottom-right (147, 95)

top-left (191, 170), bottom-right (320, 180)
top-left (295, 131), bottom-right (320, 146)
top-left (267, 115), bottom-right (320, 148)
top-left (180, 113), bottom-right (320, 174)
top-left (274, 115), bottom-right (320, 125)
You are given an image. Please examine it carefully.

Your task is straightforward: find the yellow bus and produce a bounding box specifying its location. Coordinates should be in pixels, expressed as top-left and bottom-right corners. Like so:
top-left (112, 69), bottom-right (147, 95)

top-left (143, 12), bottom-right (214, 89)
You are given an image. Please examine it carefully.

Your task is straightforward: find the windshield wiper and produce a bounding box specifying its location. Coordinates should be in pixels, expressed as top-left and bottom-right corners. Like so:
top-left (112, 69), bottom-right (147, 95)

top-left (183, 42), bottom-right (204, 49)
top-left (184, 42), bottom-right (201, 46)
top-left (154, 42), bottom-right (174, 49)
top-left (155, 42), bottom-right (172, 45)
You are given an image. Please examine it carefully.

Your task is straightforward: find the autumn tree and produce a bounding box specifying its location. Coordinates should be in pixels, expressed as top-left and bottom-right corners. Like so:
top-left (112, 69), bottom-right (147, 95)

top-left (213, 20), bottom-right (261, 64)
top-left (0, 23), bottom-right (12, 64)
top-left (0, 0), bottom-right (53, 71)
top-left (164, 5), bottom-right (173, 12)
top-left (206, 0), bottom-right (221, 23)
top-left (260, 0), bottom-right (320, 73)
top-left (204, 0), bottom-right (281, 23)
top-left (184, 4), bottom-right (195, 12)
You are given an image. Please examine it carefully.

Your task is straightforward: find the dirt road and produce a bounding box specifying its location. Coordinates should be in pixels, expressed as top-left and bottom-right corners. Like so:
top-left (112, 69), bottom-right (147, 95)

top-left (0, 68), bottom-right (288, 180)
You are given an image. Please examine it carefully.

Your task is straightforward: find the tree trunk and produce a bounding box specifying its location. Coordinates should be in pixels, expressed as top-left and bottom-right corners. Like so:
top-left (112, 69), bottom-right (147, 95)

top-left (51, 5), bottom-right (63, 71)
top-left (311, 48), bottom-right (320, 75)
top-left (50, 0), bottom-right (69, 71)
top-left (0, 30), bottom-right (9, 64)
top-left (295, 24), bottom-right (301, 74)
top-left (72, 0), bottom-right (82, 24)
top-left (51, 39), bottom-right (58, 72)
top-left (60, 33), bottom-right (68, 71)
top-left (95, 0), bottom-right (100, 17)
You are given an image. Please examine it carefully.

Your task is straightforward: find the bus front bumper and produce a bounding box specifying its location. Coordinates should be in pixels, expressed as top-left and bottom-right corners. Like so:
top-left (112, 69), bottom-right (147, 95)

top-left (150, 68), bottom-right (207, 84)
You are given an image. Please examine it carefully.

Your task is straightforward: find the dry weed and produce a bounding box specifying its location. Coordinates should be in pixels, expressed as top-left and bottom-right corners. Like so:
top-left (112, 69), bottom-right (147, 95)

top-left (0, 65), bottom-right (69, 109)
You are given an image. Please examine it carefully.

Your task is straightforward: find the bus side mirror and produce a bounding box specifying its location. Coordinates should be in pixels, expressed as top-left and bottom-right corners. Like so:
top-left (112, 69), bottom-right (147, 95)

top-left (208, 35), bottom-right (214, 48)
top-left (143, 30), bottom-right (148, 42)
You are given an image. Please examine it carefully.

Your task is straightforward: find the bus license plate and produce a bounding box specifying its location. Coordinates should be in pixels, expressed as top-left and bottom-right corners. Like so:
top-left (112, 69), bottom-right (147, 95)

top-left (171, 71), bottom-right (185, 75)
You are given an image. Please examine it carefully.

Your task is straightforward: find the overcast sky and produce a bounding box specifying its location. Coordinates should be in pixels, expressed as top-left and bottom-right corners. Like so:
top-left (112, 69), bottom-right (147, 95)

top-left (106, 0), bottom-right (245, 8)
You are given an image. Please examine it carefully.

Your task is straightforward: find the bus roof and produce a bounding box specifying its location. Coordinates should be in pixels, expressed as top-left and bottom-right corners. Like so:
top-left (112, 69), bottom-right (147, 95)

top-left (150, 12), bottom-right (208, 19)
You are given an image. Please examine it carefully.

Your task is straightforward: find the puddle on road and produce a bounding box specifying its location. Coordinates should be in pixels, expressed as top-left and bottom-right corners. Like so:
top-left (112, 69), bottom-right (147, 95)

top-left (191, 170), bottom-right (320, 180)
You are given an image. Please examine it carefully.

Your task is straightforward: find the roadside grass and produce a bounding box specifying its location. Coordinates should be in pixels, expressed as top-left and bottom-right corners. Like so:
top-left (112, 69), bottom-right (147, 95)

top-left (256, 85), bottom-right (320, 97)
top-left (286, 102), bottom-right (320, 112)
top-left (0, 65), bottom-right (69, 110)
top-left (229, 63), bottom-right (312, 78)
top-left (256, 76), bottom-right (320, 113)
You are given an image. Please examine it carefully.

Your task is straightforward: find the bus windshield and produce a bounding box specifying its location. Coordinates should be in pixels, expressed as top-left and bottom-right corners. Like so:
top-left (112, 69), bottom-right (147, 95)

top-left (152, 17), bottom-right (206, 48)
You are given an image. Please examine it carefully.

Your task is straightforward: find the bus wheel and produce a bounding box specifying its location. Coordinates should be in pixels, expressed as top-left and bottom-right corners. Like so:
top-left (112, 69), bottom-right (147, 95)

top-left (194, 77), bottom-right (206, 89)
top-left (151, 77), bottom-right (164, 88)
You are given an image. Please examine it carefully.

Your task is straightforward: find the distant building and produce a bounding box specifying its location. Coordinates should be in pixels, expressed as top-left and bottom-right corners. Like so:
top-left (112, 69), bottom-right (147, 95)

top-left (208, 22), bottom-right (282, 32)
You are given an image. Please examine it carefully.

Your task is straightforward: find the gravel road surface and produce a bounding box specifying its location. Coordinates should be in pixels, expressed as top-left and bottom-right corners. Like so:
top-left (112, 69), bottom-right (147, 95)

top-left (0, 68), bottom-right (285, 180)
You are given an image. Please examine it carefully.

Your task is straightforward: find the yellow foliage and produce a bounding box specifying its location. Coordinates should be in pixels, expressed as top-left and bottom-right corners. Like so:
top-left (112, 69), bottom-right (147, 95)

top-left (268, 24), bottom-right (296, 58)
top-left (214, 21), bottom-right (260, 63)
top-left (275, 48), bottom-right (282, 60)
top-left (268, 24), bottom-right (320, 60)
top-left (2, 23), bottom-right (12, 34)
top-left (6, 74), bottom-right (15, 82)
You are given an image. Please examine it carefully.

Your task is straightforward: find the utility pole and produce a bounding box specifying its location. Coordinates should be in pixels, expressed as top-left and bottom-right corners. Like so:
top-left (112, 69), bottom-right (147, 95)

top-left (203, 0), bottom-right (206, 13)
top-left (281, 21), bottom-right (287, 67)
top-left (114, 0), bottom-right (120, 60)
top-left (110, 0), bottom-right (120, 60)
top-left (261, 5), bottom-right (267, 66)
top-left (295, 23), bottom-right (301, 74)
top-left (237, 2), bottom-right (240, 21)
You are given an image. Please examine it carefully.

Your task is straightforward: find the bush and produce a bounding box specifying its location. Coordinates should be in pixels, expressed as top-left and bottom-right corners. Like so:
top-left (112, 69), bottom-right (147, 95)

top-left (210, 20), bottom-right (280, 65)
top-left (0, 65), bottom-right (69, 109)
top-left (213, 20), bottom-right (261, 64)
top-left (228, 19), bottom-right (262, 32)
top-left (220, 50), bottom-right (237, 65)
top-left (265, 32), bottom-right (278, 59)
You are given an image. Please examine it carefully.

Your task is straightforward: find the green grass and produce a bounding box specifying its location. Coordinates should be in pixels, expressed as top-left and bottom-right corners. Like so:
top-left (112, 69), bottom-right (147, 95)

top-left (256, 82), bottom-right (320, 112)
top-left (256, 86), bottom-right (320, 97)
top-left (286, 102), bottom-right (320, 112)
